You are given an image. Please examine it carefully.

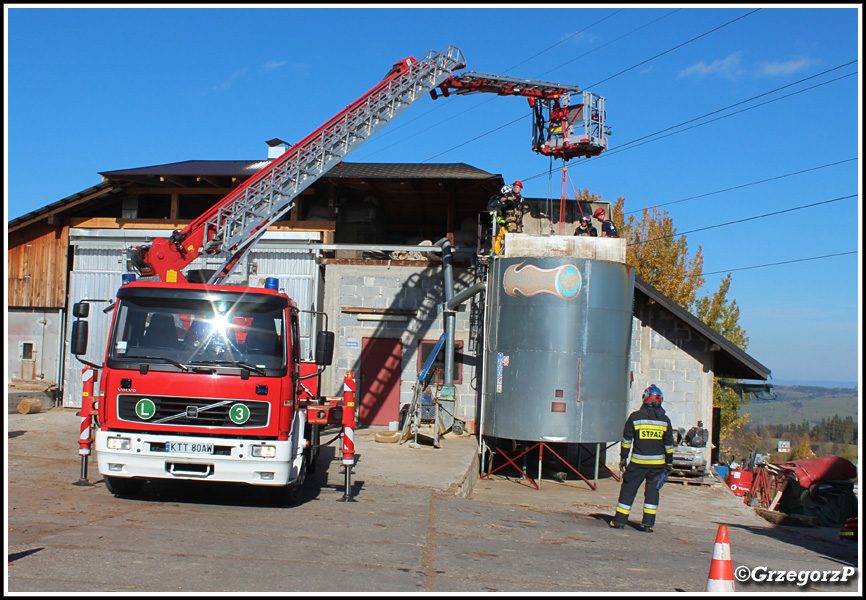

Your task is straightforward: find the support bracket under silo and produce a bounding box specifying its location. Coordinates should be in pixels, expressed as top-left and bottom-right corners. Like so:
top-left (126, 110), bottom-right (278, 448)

top-left (481, 438), bottom-right (597, 491)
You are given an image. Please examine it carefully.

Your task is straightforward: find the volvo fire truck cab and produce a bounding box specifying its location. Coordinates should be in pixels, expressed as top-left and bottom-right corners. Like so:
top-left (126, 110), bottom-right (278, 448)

top-left (71, 278), bottom-right (334, 504)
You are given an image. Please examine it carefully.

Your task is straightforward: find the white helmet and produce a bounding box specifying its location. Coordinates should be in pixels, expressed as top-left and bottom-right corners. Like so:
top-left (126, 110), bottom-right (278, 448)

top-left (500, 185), bottom-right (513, 195)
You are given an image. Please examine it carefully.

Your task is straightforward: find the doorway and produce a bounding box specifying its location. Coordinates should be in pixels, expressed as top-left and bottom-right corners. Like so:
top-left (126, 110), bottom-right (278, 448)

top-left (359, 337), bottom-right (403, 426)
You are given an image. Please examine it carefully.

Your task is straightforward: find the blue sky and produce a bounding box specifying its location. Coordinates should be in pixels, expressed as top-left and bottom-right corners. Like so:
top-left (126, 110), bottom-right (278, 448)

top-left (5, 5), bottom-right (861, 386)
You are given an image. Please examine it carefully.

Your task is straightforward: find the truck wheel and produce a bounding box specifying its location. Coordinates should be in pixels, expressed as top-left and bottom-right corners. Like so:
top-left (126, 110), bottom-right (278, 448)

top-left (270, 453), bottom-right (307, 506)
top-left (103, 476), bottom-right (144, 498)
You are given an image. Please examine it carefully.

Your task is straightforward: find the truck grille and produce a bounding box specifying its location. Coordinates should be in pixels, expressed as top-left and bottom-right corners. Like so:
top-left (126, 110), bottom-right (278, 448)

top-left (117, 395), bottom-right (270, 429)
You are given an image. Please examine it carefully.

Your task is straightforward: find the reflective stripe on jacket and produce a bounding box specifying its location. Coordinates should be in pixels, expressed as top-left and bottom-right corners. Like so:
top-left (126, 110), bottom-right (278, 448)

top-left (620, 403), bottom-right (674, 467)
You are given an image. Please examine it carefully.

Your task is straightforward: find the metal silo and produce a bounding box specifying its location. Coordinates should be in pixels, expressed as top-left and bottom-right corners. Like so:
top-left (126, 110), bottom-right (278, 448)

top-left (481, 235), bottom-right (634, 444)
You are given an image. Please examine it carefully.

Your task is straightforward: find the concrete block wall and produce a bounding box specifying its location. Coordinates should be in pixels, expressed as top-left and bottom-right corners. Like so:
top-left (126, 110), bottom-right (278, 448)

top-left (609, 298), bottom-right (716, 468)
top-left (322, 262), bottom-right (480, 427)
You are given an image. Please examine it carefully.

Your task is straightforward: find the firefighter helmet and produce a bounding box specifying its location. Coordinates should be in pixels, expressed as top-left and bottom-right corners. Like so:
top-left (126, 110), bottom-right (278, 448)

top-left (642, 384), bottom-right (663, 404)
top-left (500, 185), bottom-right (513, 195)
top-left (513, 180), bottom-right (523, 188)
top-left (594, 207), bottom-right (606, 218)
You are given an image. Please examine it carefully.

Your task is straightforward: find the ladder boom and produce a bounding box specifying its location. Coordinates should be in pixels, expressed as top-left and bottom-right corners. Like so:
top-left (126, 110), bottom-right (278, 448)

top-left (134, 45), bottom-right (466, 284)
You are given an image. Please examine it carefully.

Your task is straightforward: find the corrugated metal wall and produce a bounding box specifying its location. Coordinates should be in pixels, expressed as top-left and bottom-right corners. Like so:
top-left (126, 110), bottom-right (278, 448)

top-left (62, 229), bottom-right (321, 407)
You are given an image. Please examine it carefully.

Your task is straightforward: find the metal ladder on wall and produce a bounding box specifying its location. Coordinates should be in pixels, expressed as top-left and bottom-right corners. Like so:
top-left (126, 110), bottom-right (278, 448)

top-left (197, 46), bottom-right (467, 283)
top-left (400, 332), bottom-right (448, 448)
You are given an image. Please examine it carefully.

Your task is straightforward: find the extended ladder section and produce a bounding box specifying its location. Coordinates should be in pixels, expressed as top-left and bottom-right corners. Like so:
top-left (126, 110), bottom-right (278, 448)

top-left (432, 71), bottom-right (608, 161)
top-left (134, 45), bottom-right (467, 284)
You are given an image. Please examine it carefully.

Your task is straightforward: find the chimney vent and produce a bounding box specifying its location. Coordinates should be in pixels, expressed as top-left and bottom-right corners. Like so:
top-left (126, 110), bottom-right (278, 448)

top-left (266, 138), bottom-right (291, 159)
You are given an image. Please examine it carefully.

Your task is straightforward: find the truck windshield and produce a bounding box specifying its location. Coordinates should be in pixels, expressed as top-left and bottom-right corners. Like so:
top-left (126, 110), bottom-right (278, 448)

top-left (109, 296), bottom-right (286, 371)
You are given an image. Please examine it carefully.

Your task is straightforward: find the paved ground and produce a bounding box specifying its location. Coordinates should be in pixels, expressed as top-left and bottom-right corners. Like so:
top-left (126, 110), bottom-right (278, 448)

top-left (5, 408), bottom-right (861, 594)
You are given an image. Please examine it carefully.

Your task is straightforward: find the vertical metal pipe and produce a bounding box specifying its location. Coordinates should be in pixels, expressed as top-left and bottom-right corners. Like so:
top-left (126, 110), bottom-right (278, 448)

top-left (435, 237), bottom-right (455, 386)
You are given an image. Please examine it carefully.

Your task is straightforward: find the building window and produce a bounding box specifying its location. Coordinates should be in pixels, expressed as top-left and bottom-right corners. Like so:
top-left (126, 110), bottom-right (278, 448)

top-left (417, 339), bottom-right (463, 384)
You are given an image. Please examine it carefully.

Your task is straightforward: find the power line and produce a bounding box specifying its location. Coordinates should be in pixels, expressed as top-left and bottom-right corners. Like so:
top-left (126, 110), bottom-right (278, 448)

top-left (356, 9), bottom-right (627, 160)
top-left (586, 8), bottom-right (762, 88)
top-left (522, 66), bottom-right (857, 185)
top-left (632, 193), bottom-right (857, 246)
top-left (613, 60), bottom-right (858, 155)
top-left (503, 8), bottom-right (627, 73)
top-left (367, 9), bottom-right (712, 163)
top-left (624, 158), bottom-right (858, 215)
top-left (534, 9), bottom-right (682, 79)
top-left (701, 251), bottom-right (858, 276)
top-left (599, 71), bottom-right (857, 160)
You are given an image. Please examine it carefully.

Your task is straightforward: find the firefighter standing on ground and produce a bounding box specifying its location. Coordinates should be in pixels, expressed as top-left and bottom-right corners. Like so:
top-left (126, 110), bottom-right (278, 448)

top-left (609, 384), bottom-right (674, 532)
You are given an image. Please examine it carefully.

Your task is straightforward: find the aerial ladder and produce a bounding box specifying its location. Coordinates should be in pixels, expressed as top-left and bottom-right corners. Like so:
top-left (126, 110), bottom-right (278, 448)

top-left (130, 46), bottom-right (608, 285)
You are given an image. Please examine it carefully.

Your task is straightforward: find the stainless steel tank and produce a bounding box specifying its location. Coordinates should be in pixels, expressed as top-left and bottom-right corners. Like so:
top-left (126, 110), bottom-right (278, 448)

top-left (482, 256), bottom-right (634, 443)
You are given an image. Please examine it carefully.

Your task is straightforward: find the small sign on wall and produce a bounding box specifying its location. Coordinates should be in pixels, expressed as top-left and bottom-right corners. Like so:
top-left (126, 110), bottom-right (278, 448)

top-left (346, 338), bottom-right (358, 347)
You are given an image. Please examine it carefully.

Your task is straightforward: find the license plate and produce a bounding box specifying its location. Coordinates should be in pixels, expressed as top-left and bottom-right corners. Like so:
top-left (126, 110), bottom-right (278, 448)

top-left (166, 442), bottom-right (214, 454)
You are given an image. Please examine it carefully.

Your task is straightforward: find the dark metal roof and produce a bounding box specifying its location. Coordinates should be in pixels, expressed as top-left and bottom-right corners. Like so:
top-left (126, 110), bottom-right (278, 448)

top-left (99, 160), bottom-right (498, 181)
top-left (99, 160), bottom-right (270, 178)
top-left (634, 275), bottom-right (771, 381)
top-left (8, 181), bottom-right (119, 231)
top-left (327, 162), bottom-right (497, 180)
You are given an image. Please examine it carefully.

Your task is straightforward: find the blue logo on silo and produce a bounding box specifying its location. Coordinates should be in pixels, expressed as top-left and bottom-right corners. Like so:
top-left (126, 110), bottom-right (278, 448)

top-left (556, 266), bottom-right (582, 299)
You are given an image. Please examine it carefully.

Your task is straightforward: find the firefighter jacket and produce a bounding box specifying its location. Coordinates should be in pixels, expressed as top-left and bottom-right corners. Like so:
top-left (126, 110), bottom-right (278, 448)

top-left (620, 402), bottom-right (674, 468)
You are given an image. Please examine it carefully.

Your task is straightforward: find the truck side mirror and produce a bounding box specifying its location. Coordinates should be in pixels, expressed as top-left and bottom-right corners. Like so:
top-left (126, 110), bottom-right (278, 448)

top-left (71, 320), bottom-right (89, 355)
top-left (315, 331), bottom-right (334, 366)
top-left (73, 301), bottom-right (90, 318)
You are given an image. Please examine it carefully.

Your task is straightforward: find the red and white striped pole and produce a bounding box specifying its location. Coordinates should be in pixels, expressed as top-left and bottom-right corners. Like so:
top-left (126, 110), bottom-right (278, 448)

top-left (339, 371), bottom-right (357, 502)
top-left (73, 366), bottom-right (98, 486)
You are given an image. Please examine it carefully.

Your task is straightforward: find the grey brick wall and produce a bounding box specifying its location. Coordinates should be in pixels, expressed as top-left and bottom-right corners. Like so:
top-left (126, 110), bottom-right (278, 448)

top-left (618, 295), bottom-right (716, 468)
top-left (322, 262), bottom-right (480, 428)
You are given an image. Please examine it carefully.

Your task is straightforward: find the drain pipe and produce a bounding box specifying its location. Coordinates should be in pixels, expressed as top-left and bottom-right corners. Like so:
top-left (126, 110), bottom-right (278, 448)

top-left (435, 237), bottom-right (457, 388)
top-left (435, 237), bottom-right (489, 434)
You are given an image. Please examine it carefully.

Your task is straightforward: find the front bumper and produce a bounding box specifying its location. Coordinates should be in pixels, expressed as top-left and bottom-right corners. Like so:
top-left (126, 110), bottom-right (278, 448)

top-left (95, 430), bottom-right (303, 486)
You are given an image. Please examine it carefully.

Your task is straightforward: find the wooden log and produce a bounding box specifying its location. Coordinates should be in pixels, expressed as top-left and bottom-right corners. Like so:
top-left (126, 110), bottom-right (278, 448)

top-left (17, 398), bottom-right (43, 414)
top-left (754, 508), bottom-right (819, 527)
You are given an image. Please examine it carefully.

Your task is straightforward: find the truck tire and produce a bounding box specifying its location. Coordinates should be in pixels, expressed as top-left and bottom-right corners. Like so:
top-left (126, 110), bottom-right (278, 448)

top-left (103, 476), bottom-right (144, 498)
top-left (270, 453), bottom-right (307, 506)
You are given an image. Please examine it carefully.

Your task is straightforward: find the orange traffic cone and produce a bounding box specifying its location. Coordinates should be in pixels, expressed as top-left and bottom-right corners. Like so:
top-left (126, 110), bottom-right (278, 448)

top-left (706, 525), bottom-right (735, 592)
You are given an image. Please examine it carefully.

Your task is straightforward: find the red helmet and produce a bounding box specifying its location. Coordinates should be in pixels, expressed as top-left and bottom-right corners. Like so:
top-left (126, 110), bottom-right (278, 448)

top-left (594, 207), bottom-right (606, 218)
top-left (513, 180), bottom-right (523, 188)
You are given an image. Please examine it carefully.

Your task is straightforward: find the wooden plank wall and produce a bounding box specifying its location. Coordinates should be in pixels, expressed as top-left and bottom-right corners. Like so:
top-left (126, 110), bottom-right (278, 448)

top-left (8, 222), bottom-right (69, 308)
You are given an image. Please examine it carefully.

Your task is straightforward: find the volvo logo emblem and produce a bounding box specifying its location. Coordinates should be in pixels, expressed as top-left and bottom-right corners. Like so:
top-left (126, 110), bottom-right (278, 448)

top-left (186, 406), bottom-right (199, 418)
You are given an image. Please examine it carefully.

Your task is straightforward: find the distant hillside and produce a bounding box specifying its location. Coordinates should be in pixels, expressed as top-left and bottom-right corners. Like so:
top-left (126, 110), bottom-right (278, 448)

top-left (739, 385), bottom-right (859, 428)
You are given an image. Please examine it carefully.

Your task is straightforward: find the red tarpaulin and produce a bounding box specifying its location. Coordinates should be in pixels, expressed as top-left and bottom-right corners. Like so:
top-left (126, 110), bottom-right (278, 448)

top-left (771, 456), bottom-right (857, 489)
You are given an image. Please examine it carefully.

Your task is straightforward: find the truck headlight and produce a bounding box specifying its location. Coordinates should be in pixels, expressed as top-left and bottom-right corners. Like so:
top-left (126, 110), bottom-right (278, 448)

top-left (106, 437), bottom-right (131, 450)
top-left (251, 445), bottom-right (276, 458)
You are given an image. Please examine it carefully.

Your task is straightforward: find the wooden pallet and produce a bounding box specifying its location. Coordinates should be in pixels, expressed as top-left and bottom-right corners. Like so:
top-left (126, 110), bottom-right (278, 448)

top-left (667, 474), bottom-right (717, 486)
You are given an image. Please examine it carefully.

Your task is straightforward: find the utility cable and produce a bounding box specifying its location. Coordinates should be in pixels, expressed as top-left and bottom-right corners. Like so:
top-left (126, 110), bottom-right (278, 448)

top-left (354, 9), bottom-right (625, 160)
top-left (586, 8), bottom-right (761, 89)
top-left (623, 157), bottom-right (858, 215)
top-left (631, 193), bottom-right (857, 247)
top-left (359, 9), bottom-right (680, 161)
top-left (701, 251), bottom-right (858, 276)
top-left (533, 8), bottom-right (682, 79)
top-left (521, 67), bottom-right (857, 185)
top-left (614, 60), bottom-right (858, 154)
top-left (598, 71), bottom-right (857, 160)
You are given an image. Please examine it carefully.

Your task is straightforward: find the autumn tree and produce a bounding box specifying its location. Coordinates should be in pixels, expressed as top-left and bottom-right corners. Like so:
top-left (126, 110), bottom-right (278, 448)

top-left (610, 197), bottom-right (751, 440)
top-left (613, 198), bottom-right (705, 308)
